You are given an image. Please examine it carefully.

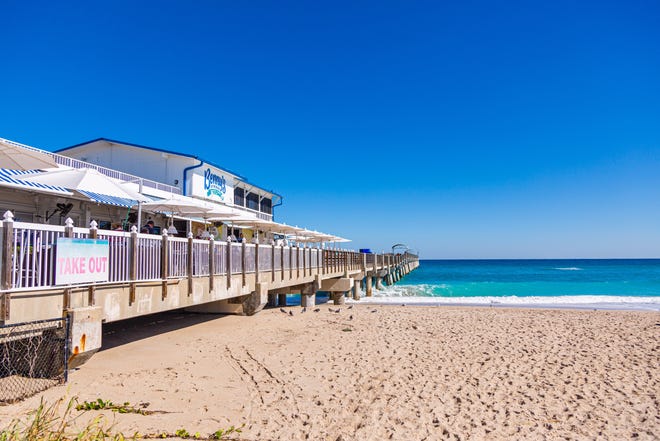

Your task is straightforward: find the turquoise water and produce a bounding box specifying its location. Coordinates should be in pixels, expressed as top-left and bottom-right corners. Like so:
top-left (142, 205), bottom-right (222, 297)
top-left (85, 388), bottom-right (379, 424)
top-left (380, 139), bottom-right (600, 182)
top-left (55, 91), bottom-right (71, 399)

top-left (366, 259), bottom-right (660, 310)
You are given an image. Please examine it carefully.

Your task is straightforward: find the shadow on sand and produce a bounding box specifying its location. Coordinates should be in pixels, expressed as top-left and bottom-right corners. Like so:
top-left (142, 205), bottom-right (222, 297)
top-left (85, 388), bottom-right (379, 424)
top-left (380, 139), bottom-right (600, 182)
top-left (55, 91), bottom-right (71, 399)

top-left (100, 310), bottom-right (227, 351)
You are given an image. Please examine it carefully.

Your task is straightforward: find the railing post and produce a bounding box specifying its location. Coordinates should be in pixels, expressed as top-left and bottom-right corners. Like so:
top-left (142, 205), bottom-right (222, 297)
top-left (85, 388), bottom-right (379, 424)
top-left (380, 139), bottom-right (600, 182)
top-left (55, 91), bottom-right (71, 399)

top-left (296, 245), bottom-right (300, 279)
top-left (280, 244), bottom-right (285, 280)
top-left (1, 211), bottom-right (14, 321)
top-left (88, 220), bottom-right (98, 306)
top-left (161, 230), bottom-right (169, 300)
top-left (241, 240), bottom-right (246, 287)
top-left (255, 243), bottom-right (260, 284)
top-left (289, 245), bottom-right (293, 280)
top-left (187, 232), bottom-right (193, 296)
top-left (209, 236), bottom-right (214, 291)
top-left (226, 238), bottom-right (232, 289)
top-left (302, 244), bottom-right (307, 277)
top-left (271, 244), bottom-right (275, 282)
top-left (129, 225), bottom-right (138, 306)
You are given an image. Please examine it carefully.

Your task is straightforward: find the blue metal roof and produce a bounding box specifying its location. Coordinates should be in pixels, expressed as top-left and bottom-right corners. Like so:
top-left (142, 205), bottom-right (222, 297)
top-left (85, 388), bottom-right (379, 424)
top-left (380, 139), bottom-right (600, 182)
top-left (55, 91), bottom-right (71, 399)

top-left (0, 169), bottom-right (72, 195)
top-left (56, 138), bottom-right (282, 198)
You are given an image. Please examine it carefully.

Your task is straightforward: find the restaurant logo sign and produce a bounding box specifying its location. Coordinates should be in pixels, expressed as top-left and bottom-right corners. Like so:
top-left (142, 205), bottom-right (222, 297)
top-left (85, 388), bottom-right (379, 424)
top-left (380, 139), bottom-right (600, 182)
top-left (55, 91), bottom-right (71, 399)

top-left (204, 168), bottom-right (226, 200)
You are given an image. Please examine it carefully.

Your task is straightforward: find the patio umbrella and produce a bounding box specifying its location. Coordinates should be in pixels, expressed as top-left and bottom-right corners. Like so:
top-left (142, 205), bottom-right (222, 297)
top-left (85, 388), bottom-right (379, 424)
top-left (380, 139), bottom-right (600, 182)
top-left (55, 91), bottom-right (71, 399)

top-left (0, 138), bottom-right (58, 171)
top-left (142, 197), bottom-right (239, 234)
top-left (142, 197), bottom-right (238, 217)
top-left (20, 168), bottom-right (146, 207)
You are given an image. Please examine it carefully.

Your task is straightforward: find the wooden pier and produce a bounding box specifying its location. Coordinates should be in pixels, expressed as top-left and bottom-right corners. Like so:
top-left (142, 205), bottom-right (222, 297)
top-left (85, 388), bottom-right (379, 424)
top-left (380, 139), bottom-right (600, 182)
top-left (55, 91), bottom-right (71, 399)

top-left (0, 213), bottom-right (419, 366)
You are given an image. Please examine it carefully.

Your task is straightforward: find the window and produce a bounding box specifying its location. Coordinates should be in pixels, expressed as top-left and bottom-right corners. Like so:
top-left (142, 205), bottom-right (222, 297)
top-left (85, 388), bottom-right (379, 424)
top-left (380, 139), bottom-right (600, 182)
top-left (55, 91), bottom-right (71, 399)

top-left (246, 193), bottom-right (259, 211)
top-left (234, 187), bottom-right (244, 206)
top-left (260, 198), bottom-right (272, 214)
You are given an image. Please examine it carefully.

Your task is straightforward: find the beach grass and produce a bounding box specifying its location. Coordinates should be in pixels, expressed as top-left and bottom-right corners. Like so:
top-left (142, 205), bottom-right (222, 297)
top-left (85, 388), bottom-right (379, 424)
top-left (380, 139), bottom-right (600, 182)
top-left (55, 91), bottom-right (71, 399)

top-left (0, 397), bottom-right (243, 440)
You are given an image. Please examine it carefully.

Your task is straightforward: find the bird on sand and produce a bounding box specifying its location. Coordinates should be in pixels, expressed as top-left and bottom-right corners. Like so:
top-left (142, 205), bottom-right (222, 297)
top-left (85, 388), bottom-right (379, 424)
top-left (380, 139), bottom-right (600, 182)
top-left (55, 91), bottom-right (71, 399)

top-left (289, 310), bottom-right (294, 316)
top-left (279, 308), bottom-right (287, 314)
top-left (313, 308), bottom-right (320, 312)
top-left (301, 307), bottom-right (307, 313)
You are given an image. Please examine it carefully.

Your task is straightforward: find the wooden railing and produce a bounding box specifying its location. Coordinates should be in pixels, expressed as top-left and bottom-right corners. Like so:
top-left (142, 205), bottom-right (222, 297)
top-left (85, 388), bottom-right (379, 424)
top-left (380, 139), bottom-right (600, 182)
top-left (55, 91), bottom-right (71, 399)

top-left (0, 214), bottom-right (419, 296)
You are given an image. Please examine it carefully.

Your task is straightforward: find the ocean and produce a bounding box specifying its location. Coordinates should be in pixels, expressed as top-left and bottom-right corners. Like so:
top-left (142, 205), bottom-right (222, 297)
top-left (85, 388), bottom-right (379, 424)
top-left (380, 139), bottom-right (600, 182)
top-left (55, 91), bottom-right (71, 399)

top-left (361, 259), bottom-right (660, 311)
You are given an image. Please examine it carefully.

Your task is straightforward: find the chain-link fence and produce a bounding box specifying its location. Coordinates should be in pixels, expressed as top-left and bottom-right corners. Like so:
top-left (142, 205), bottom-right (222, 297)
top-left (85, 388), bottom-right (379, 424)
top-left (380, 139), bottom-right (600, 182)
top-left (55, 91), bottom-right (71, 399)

top-left (0, 317), bottom-right (69, 404)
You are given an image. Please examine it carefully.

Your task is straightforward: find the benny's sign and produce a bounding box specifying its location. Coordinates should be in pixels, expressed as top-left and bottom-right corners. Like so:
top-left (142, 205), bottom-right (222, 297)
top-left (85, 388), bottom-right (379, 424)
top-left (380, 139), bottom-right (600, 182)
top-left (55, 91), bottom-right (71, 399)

top-left (203, 168), bottom-right (226, 200)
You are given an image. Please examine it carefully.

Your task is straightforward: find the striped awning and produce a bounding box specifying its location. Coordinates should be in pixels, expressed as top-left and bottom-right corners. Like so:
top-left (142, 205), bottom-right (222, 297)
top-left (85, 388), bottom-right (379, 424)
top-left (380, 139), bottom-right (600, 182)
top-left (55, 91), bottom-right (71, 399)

top-left (77, 190), bottom-right (139, 208)
top-left (0, 169), bottom-right (72, 195)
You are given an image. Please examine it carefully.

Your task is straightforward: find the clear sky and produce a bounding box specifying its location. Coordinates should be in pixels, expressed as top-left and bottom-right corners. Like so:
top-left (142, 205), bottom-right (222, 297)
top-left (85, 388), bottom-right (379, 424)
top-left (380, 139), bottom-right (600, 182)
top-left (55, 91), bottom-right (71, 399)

top-left (1, 1), bottom-right (659, 258)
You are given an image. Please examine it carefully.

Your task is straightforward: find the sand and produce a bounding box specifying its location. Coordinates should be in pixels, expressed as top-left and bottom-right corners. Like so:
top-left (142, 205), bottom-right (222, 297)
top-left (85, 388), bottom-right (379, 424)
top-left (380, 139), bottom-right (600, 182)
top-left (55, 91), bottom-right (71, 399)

top-left (0, 305), bottom-right (658, 440)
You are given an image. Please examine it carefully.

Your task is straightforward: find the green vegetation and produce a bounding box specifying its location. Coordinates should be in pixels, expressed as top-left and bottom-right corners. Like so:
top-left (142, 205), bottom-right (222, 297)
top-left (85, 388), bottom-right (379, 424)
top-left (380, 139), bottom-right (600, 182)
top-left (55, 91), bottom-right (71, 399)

top-left (0, 397), bottom-right (244, 440)
top-left (75, 399), bottom-right (151, 415)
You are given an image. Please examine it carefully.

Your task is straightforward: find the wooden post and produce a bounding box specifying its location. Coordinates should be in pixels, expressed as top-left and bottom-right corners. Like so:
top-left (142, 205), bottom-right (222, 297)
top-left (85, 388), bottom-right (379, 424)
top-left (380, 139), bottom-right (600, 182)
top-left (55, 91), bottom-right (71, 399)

top-left (271, 244), bottom-right (275, 282)
top-left (1, 211), bottom-right (14, 321)
top-left (209, 237), bottom-right (214, 291)
top-left (129, 225), bottom-right (138, 305)
top-left (296, 245), bottom-right (300, 279)
top-left (226, 238), bottom-right (232, 289)
top-left (302, 244), bottom-right (307, 278)
top-left (161, 230), bottom-right (169, 300)
top-left (187, 232), bottom-right (193, 296)
top-left (280, 244), bottom-right (285, 280)
top-left (254, 243), bottom-right (260, 284)
top-left (241, 240), bottom-right (246, 287)
top-left (88, 221), bottom-right (98, 306)
top-left (289, 245), bottom-right (293, 280)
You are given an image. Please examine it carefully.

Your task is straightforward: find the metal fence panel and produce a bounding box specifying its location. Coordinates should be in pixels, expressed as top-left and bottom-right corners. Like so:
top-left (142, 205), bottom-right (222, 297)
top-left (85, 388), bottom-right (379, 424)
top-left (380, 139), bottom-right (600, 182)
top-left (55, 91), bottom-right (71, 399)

top-left (97, 231), bottom-right (130, 283)
top-left (230, 243), bottom-right (242, 274)
top-left (258, 245), bottom-right (272, 271)
top-left (214, 242), bottom-right (227, 275)
top-left (135, 235), bottom-right (161, 280)
top-left (168, 238), bottom-right (188, 278)
top-left (274, 246), bottom-right (282, 271)
top-left (192, 240), bottom-right (209, 276)
top-left (11, 225), bottom-right (65, 290)
top-left (244, 244), bottom-right (256, 273)
top-left (283, 247), bottom-right (291, 270)
top-left (0, 317), bottom-right (68, 404)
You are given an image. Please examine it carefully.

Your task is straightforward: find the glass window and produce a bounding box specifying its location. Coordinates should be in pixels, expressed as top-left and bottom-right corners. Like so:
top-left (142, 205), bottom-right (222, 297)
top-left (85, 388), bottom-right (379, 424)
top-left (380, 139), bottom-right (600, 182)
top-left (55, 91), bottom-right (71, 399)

top-left (260, 198), bottom-right (272, 214)
top-left (234, 187), bottom-right (244, 206)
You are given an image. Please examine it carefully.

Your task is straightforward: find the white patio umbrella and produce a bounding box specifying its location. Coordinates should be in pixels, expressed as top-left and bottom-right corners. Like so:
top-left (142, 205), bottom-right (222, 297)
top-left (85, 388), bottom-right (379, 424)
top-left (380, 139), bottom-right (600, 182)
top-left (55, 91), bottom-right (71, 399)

top-left (20, 168), bottom-right (146, 207)
top-left (0, 138), bottom-right (58, 171)
top-left (142, 197), bottom-right (239, 235)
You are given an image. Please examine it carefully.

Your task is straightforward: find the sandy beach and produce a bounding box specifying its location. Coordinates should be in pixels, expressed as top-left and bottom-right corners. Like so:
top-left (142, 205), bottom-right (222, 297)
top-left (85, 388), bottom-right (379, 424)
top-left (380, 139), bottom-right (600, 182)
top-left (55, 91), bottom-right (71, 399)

top-left (1, 305), bottom-right (658, 440)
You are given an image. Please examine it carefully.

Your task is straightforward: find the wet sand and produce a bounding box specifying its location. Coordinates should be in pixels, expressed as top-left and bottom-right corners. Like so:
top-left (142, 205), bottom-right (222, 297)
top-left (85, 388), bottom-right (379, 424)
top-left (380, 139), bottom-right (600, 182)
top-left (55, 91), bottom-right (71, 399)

top-left (1, 305), bottom-right (658, 440)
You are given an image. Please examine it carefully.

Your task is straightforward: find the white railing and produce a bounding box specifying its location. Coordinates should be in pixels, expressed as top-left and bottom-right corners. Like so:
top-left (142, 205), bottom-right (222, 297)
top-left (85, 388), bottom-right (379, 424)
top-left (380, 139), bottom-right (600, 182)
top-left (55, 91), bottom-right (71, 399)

top-left (232, 204), bottom-right (273, 221)
top-left (136, 234), bottom-right (161, 281)
top-left (192, 240), bottom-right (209, 276)
top-left (230, 243), bottom-right (242, 274)
top-left (97, 229), bottom-right (130, 282)
top-left (0, 137), bottom-right (182, 195)
top-left (244, 244), bottom-right (256, 273)
top-left (213, 241), bottom-right (227, 275)
top-left (168, 238), bottom-right (187, 278)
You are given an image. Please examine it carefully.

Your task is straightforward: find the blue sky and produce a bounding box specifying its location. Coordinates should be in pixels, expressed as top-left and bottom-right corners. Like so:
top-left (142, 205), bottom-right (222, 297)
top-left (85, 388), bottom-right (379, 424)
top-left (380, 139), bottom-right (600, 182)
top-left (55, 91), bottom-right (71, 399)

top-left (1, 0), bottom-right (659, 258)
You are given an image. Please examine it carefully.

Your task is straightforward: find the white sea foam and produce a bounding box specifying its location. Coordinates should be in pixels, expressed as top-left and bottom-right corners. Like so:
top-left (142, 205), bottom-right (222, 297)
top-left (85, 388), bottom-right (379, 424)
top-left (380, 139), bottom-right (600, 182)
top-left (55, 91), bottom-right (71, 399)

top-left (349, 286), bottom-right (660, 311)
top-left (554, 267), bottom-right (582, 271)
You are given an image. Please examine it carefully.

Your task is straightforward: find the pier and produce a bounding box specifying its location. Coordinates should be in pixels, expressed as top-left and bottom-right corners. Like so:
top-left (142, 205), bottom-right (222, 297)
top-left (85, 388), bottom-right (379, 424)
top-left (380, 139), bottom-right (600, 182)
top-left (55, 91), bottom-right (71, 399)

top-left (0, 212), bottom-right (419, 366)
